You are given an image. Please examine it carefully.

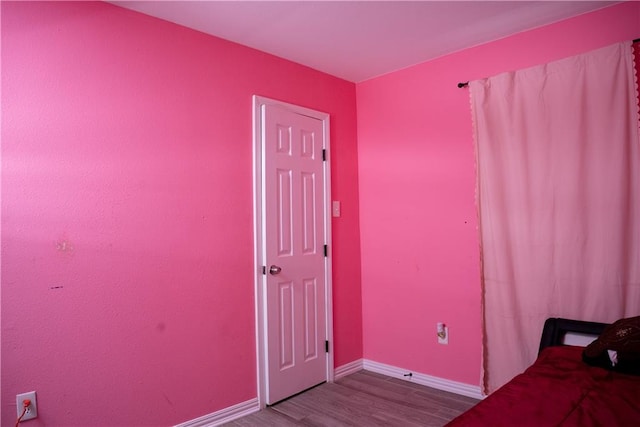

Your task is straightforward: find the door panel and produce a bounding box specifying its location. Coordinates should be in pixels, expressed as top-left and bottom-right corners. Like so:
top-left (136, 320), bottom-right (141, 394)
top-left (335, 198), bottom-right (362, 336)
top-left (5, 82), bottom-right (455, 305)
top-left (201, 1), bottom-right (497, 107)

top-left (276, 169), bottom-right (293, 256)
top-left (278, 281), bottom-right (294, 369)
top-left (303, 278), bottom-right (318, 360)
top-left (263, 103), bottom-right (327, 404)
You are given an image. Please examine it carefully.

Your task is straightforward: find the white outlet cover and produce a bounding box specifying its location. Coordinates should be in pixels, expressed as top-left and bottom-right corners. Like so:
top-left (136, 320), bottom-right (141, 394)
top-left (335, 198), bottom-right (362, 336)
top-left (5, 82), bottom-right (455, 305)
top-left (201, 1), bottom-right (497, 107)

top-left (16, 391), bottom-right (38, 421)
top-left (438, 326), bottom-right (449, 345)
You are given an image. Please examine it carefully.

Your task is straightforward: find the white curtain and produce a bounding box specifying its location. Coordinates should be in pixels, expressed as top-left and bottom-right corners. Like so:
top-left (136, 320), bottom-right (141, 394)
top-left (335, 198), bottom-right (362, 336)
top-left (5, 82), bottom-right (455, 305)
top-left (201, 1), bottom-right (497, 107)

top-left (470, 42), bottom-right (640, 394)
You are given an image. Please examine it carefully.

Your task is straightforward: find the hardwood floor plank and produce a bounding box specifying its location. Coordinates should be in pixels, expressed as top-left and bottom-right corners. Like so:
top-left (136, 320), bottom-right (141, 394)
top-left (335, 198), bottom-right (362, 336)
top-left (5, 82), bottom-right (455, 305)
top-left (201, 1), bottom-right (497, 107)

top-left (224, 408), bottom-right (300, 426)
top-left (221, 370), bottom-right (479, 426)
top-left (338, 371), bottom-right (474, 419)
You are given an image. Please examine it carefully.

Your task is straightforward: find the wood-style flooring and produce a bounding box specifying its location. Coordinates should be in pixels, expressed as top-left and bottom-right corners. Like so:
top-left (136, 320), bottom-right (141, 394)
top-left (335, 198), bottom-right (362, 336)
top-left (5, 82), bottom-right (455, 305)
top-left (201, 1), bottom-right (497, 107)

top-left (223, 370), bottom-right (479, 426)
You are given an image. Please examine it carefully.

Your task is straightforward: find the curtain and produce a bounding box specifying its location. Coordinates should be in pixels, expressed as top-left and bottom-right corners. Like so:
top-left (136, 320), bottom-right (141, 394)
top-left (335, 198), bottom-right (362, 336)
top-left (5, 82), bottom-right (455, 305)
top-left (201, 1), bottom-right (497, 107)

top-left (635, 41), bottom-right (640, 111)
top-left (470, 41), bottom-right (640, 394)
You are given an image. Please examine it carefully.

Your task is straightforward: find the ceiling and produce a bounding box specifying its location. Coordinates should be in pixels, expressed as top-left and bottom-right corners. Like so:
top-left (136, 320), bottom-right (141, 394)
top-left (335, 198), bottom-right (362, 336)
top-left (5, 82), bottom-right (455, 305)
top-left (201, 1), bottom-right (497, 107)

top-left (111, 1), bottom-right (619, 83)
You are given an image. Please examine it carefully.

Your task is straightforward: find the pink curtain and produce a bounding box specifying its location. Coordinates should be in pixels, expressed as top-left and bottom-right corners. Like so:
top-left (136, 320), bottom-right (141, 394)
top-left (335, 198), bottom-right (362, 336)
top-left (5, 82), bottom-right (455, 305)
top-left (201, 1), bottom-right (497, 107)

top-left (470, 42), bottom-right (640, 394)
top-left (636, 41), bottom-right (640, 111)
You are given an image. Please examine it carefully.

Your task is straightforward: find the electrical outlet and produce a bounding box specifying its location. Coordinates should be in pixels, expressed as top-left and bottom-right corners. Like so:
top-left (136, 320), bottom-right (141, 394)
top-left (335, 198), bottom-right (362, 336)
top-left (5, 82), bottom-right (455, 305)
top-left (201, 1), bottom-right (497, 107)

top-left (437, 323), bottom-right (449, 345)
top-left (16, 391), bottom-right (38, 421)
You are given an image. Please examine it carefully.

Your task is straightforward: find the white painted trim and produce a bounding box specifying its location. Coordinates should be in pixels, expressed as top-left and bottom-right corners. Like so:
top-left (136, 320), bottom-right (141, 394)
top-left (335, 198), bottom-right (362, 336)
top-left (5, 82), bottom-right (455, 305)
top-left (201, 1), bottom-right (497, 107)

top-left (252, 95), bottom-right (267, 409)
top-left (174, 398), bottom-right (259, 427)
top-left (334, 359), bottom-right (363, 380)
top-left (362, 359), bottom-right (484, 400)
top-left (252, 95), bottom-right (334, 408)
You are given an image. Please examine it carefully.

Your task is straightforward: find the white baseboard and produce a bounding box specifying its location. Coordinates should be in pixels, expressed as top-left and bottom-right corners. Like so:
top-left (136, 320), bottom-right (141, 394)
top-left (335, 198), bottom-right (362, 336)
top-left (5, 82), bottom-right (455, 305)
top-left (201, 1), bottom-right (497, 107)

top-left (362, 359), bottom-right (484, 400)
top-left (175, 398), bottom-right (259, 427)
top-left (334, 358), bottom-right (364, 379)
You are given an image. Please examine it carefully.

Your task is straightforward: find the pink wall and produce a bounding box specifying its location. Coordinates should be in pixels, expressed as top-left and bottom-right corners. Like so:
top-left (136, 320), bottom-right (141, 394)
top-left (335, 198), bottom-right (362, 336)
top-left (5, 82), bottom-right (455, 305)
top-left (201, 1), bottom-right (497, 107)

top-left (357, 2), bottom-right (640, 386)
top-left (1, 2), bottom-right (361, 426)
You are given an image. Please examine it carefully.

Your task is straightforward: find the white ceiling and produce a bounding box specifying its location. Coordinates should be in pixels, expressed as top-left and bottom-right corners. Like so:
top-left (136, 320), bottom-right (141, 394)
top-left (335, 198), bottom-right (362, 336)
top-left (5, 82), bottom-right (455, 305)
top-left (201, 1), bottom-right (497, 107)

top-left (111, 1), bottom-right (619, 82)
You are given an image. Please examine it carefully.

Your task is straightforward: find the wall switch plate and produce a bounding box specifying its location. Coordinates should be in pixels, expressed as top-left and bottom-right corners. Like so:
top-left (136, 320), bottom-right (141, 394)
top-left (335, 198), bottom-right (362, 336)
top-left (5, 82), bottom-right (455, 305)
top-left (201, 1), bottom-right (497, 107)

top-left (16, 391), bottom-right (38, 421)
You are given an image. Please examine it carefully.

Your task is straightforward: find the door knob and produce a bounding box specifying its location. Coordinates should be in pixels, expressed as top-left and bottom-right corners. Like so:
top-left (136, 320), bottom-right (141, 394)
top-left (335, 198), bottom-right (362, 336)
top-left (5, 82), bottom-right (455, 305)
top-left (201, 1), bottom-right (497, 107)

top-left (269, 265), bottom-right (282, 275)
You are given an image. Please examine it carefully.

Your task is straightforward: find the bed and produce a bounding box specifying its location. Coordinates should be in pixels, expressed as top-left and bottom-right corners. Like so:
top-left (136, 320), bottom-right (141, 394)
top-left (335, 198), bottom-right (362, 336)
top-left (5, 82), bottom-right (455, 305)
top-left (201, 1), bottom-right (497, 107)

top-left (446, 317), bottom-right (640, 427)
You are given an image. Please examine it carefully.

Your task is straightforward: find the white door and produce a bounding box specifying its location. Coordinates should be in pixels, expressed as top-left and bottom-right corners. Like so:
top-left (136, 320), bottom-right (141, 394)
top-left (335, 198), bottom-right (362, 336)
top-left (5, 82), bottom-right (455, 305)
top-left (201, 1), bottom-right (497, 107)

top-left (253, 97), bottom-right (333, 406)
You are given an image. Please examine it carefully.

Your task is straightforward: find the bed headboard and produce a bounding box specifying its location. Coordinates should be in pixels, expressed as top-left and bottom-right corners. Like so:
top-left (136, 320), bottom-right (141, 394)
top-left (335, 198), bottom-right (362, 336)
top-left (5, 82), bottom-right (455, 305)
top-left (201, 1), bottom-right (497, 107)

top-left (538, 317), bottom-right (609, 354)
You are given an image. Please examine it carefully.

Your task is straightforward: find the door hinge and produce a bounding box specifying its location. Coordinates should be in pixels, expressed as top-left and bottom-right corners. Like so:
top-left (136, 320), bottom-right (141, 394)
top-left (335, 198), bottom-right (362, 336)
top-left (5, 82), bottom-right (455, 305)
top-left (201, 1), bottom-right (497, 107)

top-left (262, 266), bottom-right (266, 275)
top-left (325, 340), bottom-right (329, 353)
top-left (324, 244), bottom-right (328, 257)
top-left (322, 149), bottom-right (326, 161)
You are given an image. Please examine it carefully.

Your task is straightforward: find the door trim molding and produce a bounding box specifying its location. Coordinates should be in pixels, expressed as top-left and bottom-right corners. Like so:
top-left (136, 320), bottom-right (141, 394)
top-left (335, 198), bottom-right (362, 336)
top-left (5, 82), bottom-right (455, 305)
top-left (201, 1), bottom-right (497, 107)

top-left (252, 96), bottom-right (334, 408)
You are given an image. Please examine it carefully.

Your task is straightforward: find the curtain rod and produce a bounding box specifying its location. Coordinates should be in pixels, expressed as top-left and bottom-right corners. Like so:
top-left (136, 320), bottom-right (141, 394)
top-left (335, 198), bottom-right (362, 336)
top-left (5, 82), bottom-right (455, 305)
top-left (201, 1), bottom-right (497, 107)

top-left (457, 37), bottom-right (640, 88)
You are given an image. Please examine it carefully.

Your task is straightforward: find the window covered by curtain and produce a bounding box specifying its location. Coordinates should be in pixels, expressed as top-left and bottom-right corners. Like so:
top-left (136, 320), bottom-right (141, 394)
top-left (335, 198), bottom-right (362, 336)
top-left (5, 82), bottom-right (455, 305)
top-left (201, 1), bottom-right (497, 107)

top-left (470, 42), bottom-right (640, 394)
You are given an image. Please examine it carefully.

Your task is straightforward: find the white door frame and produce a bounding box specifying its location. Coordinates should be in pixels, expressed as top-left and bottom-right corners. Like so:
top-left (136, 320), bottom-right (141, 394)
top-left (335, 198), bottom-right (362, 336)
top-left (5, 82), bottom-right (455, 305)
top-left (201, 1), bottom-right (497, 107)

top-left (252, 95), bottom-right (334, 408)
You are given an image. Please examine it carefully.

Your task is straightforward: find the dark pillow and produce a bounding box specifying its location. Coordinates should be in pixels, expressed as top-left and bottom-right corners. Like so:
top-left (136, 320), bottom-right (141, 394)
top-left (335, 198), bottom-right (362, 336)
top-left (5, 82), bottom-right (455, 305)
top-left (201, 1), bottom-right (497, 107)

top-left (582, 316), bottom-right (640, 375)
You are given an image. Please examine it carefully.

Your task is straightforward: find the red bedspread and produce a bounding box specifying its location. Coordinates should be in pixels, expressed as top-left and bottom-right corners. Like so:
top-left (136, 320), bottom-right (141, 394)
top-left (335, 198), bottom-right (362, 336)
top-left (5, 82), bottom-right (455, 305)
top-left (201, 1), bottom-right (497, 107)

top-left (446, 345), bottom-right (640, 426)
